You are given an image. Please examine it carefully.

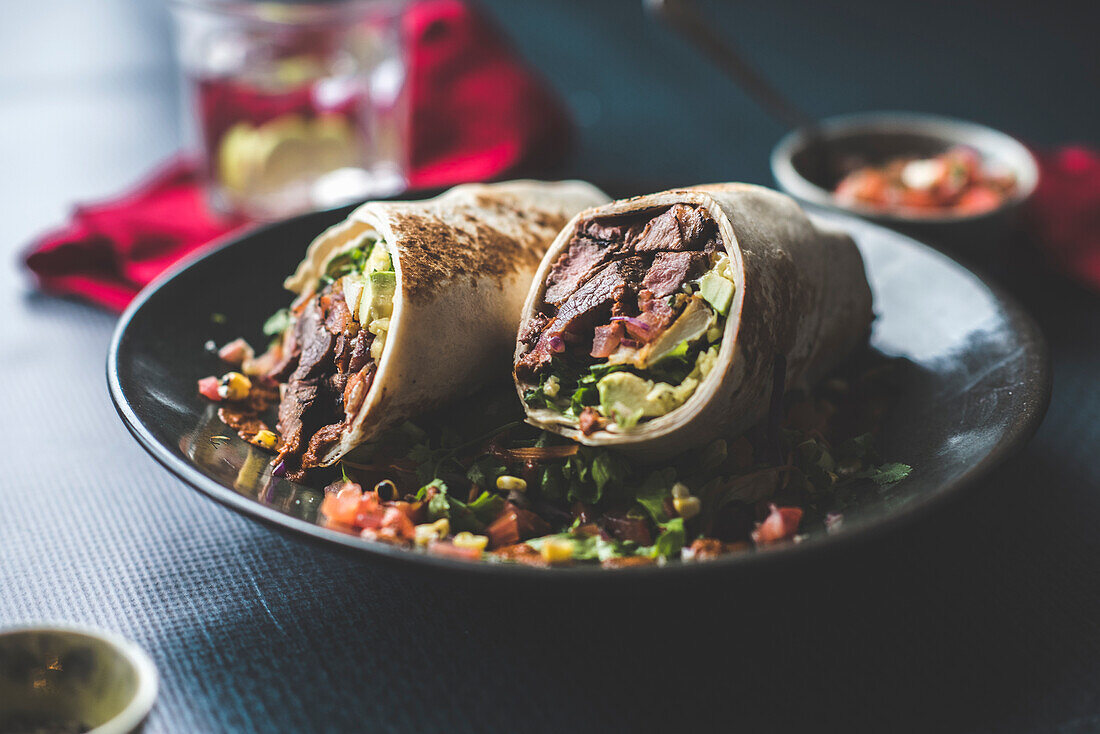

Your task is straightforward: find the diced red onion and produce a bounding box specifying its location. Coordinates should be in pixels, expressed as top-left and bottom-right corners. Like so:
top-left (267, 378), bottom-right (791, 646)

top-left (272, 460), bottom-right (286, 478)
top-left (620, 338), bottom-right (639, 348)
top-left (610, 316), bottom-right (650, 332)
top-left (548, 335), bottom-right (566, 353)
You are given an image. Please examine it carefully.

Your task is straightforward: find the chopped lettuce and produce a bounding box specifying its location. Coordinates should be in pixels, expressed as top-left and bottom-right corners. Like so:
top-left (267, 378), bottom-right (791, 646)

top-left (522, 361), bottom-right (627, 417)
top-left (650, 517), bottom-right (686, 559)
top-left (466, 456), bottom-right (506, 491)
top-left (468, 490), bottom-right (506, 524)
top-left (321, 234), bottom-right (394, 289)
top-left (420, 480), bottom-right (485, 533)
top-left (262, 307), bottom-right (293, 337)
top-left (853, 462), bottom-right (912, 486)
top-left (591, 450), bottom-right (629, 499)
top-left (635, 468), bottom-right (676, 523)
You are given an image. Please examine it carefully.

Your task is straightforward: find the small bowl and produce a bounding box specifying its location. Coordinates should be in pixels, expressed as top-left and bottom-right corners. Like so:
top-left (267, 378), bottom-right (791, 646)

top-left (771, 112), bottom-right (1039, 247)
top-left (0, 626), bottom-right (158, 734)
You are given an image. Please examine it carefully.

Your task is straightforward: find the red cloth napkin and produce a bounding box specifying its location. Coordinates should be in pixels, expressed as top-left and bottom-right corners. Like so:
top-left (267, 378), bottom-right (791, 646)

top-left (1026, 146), bottom-right (1100, 292)
top-left (24, 0), bottom-right (572, 312)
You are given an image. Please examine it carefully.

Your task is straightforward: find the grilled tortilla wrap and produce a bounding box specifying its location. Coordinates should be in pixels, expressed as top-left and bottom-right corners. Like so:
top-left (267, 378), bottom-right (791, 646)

top-left (272, 180), bottom-right (609, 477)
top-left (513, 183), bottom-right (873, 460)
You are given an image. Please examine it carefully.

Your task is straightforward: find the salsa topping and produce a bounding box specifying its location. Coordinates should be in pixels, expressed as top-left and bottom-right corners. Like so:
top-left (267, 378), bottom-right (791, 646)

top-left (832, 146), bottom-right (1017, 216)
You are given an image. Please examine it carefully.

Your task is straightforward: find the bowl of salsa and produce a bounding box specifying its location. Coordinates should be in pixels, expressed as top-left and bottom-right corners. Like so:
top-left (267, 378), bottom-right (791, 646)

top-left (771, 112), bottom-right (1038, 242)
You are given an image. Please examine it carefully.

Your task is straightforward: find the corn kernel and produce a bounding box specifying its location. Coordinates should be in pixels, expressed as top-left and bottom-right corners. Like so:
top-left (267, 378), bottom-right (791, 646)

top-left (253, 429), bottom-right (278, 450)
top-left (368, 317), bottom-right (391, 335)
top-left (671, 482), bottom-right (691, 499)
top-left (370, 334), bottom-right (386, 361)
top-left (452, 532), bottom-right (489, 552)
top-left (673, 495), bottom-right (701, 520)
top-left (706, 327), bottom-right (723, 343)
top-left (496, 475), bottom-right (527, 492)
top-left (414, 519), bottom-right (450, 547)
top-left (540, 537), bottom-right (574, 564)
top-left (413, 524), bottom-right (436, 547)
top-left (218, 371), bottom-right (251, 401)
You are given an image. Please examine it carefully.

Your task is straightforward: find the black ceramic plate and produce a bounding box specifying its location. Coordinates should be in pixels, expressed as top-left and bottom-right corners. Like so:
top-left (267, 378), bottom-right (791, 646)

top-left (107, 193), bottom-right (1050, 578)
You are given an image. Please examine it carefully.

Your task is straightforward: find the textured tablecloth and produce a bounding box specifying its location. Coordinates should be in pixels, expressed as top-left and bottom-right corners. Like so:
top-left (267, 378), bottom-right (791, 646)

top-left (2, 1), bottom-right (1098, 732)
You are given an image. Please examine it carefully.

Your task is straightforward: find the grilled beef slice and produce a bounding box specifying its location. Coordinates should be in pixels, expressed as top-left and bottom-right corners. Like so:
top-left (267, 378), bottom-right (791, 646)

top-left (517, 204), bottom-right (722, 383)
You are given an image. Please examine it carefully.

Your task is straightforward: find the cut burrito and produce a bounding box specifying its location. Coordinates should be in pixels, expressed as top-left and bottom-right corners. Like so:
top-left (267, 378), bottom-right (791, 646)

top-left (513, 183), bottom-right (873, 459)
top-left (263, 180), bottom-right (609, 479)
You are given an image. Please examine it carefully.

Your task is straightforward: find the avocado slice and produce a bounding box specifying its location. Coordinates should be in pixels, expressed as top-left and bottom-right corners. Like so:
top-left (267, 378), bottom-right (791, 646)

top-left (597, 372), bottom-right (652, 428)
top-left (368, 271), bottom-right (396, 319)
top-left (699, 270), bottom-right (735, 316)
top-left (596, 371), bottom-right (700, 428)
top-left (639, 297), bottom-right (715, 368)
top-left (358, 270), bottom-right (395, 325)
top-left (593, 345), bottom-right (722, 429)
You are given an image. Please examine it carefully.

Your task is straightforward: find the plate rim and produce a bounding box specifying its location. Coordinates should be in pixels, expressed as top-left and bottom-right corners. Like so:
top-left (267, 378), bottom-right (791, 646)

top-left (106, 199), bottom-right (1052, 580)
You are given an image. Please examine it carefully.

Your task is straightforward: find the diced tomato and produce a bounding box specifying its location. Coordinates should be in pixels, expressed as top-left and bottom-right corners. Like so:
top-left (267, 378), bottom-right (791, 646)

top-left (835, 169), bottom-right (888, 206)
top-left (834, 147), bottom-right (1013, 217)
top-left (379, 507), bottom-right (414, 539)
top-left (954, 186), bottom-right (1003, 215)
top-left (485, 502), bottom-right (551, 549)
top-left (198, 376), bottom-right (222, 401)
top-left (428, 541), bottom-right (483, 561)
top-left (946, 146), bottom-right (982, 180)
top-left (242, 345), bottom-right (281, 377)
top-left (751, 504), bottom-right (803, 546)
top-left (357, 491), bottom-right (380, 514)
top-left (217, 338), bottom-right (254, 366)
top-left (387, 500), bottom-right (424, 526)
top-left (899, 187), bottom-right (939, 210)
top-left (354, 491), bottom-right (384, 529)
top-left (321, 483), bottom-right (362, 526)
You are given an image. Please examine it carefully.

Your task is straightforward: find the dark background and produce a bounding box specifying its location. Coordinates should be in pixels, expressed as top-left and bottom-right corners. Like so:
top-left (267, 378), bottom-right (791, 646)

top-left (1, 1), bottom-right (1098, 732)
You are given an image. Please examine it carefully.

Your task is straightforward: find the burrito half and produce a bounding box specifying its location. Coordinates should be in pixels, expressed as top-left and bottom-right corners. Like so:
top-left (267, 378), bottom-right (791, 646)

top-left (266, 180), bottom-right (609, 478)
top-left (513, 183), bottom-right (873, 459)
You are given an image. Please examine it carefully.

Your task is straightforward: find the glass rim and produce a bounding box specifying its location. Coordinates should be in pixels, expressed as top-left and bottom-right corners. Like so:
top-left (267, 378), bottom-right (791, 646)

top-left (169, 0), bottom-right (405, 25)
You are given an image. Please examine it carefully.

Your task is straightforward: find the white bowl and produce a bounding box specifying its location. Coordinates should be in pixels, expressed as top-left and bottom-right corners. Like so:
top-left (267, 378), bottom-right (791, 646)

top-left (0, 625), bottom-right (158, 734)
top-left (771, 112), bottom-right (1039, 244)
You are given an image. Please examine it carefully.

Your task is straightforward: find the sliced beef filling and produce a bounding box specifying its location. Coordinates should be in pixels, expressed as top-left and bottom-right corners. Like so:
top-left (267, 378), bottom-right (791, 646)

top-left (515, 204), bottom-right (721, 384)
top-left (642, 251), bottom-right (708, 297)
top-left (542, 212), bottom-right (652, 305)
top-left (516, 257), bottom-right (646, 382)
top-left (275, 284), bottom-right (376, 480)
top-left (632, 203), bottom-right (715, 252)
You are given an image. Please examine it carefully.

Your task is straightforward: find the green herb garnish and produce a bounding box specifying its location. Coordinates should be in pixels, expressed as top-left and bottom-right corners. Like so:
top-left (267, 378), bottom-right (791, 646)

top-left (263, 308), bottom-right (293, 337)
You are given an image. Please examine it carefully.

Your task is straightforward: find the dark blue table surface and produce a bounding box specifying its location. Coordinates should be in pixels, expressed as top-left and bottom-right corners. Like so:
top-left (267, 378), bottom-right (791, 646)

top-left (2, 1), bottom-right (1098, 732)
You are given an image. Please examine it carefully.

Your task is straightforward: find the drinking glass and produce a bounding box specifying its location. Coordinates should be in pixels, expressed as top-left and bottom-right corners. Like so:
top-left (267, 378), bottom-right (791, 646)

top-left (171, 0), bottom-right (408, 220)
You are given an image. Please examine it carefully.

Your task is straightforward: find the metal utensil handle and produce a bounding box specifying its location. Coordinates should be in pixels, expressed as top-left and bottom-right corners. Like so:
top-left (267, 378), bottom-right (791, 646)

top-left (646, 0), bottom-right (816, 132)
